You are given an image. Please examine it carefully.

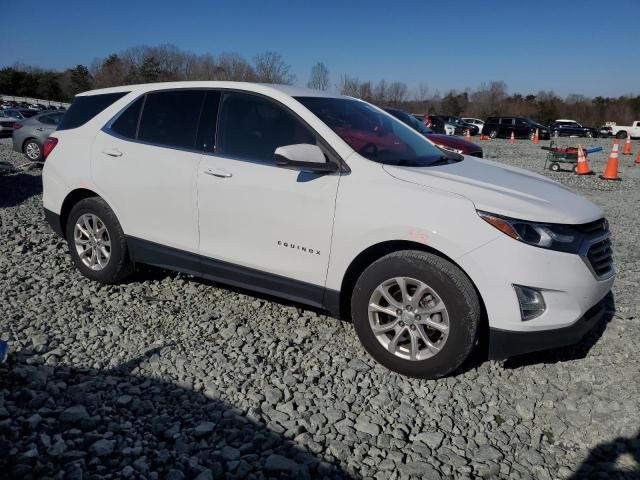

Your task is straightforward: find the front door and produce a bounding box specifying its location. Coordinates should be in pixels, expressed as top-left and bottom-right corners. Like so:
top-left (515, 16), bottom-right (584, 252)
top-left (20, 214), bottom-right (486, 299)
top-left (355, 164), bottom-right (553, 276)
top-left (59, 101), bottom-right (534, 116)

top-left (197, 91), bottom-right (340, 305)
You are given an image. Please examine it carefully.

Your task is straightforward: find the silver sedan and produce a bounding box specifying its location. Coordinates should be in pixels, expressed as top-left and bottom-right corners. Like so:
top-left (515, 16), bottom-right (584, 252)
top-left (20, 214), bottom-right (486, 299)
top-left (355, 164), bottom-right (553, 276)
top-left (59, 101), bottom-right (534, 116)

top-left (12, 111), bottom-right (65, 161)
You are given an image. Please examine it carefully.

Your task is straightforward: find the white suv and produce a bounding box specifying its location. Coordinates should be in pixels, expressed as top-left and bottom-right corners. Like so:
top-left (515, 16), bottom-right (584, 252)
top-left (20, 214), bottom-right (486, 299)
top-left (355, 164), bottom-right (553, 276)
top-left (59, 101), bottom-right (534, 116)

top-left (42, 82), bottom-right (614, 378)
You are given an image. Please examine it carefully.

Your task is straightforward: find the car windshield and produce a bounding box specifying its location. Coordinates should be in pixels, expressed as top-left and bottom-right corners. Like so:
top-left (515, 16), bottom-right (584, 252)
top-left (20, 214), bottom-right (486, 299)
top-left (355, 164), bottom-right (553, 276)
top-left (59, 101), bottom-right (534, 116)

top-left (297, 97), bottom-right (446, 167)
top-left (386, 109), bottom-right (433, 135)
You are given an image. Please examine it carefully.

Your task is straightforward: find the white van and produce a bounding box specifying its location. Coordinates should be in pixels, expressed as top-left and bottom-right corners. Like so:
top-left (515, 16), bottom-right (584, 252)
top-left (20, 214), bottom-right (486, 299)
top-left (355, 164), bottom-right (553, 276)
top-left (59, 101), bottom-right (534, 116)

top-left (41, 82), bottom-right (614, 378)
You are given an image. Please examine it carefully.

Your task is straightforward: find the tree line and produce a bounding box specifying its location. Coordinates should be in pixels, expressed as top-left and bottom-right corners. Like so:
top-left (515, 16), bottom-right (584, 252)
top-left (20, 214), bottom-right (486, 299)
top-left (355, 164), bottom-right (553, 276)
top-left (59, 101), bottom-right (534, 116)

top-left (1, 44), bottom-right (639, 126)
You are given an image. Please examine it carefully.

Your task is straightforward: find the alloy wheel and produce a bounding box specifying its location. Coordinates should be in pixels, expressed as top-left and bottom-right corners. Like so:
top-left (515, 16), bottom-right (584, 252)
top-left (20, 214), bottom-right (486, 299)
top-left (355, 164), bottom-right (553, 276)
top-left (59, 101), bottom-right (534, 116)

top-left (25, 142), bottom-right (41, 160)
top-left (74, 213), bottom-right (111, 271)
top-left (368, 277), bottom-right (450, 361)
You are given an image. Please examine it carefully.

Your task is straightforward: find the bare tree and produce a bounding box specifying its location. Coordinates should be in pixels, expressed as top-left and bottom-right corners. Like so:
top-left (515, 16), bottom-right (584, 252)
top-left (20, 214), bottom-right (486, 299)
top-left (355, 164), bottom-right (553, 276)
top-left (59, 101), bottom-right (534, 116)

top-left (338, 75), bottom-right (361, 97)
top-left (253, 51), bottom-right (294, 84)
top-left (217, 53), bottom-right (255, 81)
top-left (386, 81), bottom-right (408, 103)
top-left (307, 62), bottom-right (330, 90)
top-left (413, 83), bottom-right (430, 102)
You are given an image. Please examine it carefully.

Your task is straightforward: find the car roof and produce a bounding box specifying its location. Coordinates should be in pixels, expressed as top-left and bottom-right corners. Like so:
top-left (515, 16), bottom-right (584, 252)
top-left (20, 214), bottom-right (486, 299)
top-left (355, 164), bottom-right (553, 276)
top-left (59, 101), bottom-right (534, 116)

top-left (76, 81), bottom-right (346, 100)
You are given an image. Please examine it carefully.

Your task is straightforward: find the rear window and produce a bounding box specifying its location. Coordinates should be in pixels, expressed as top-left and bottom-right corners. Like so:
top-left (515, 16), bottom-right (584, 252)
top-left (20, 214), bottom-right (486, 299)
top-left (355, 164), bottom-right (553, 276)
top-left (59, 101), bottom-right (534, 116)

top-left (111, 96), bottom-right (144, 139)
top-left (57, 92), bottom-right (128, 131)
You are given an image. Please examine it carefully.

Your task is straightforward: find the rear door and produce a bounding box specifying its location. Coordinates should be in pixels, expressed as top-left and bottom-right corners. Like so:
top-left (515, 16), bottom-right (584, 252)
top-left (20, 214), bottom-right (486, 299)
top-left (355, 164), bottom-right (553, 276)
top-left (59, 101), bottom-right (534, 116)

top-left (499, 118), bottom-right (514, 137)
top-left (92, 89), bottom-right (205, 254)
top-left (197, 91), bottom-right (340, 300)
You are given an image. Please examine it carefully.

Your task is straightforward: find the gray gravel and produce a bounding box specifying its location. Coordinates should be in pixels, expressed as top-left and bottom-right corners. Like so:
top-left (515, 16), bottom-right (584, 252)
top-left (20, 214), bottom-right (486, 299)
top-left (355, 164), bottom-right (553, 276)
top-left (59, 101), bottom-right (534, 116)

top-left (1, 136), bottom-right (639, 479)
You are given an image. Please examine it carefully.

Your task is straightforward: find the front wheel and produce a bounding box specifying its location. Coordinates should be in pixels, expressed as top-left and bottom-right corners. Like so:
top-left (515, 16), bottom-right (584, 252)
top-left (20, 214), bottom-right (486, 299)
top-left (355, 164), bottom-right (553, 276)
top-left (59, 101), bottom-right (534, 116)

top-left (552, 130), bottom-right (560, 138)
top-left (351, 251), bottom-right (480, 379)
top-left (585, 131), bottom-right (593, 138)
top-left (489, 130), bottom-right (498, 139)
top-left (65, 197), bottom-right (134, 283)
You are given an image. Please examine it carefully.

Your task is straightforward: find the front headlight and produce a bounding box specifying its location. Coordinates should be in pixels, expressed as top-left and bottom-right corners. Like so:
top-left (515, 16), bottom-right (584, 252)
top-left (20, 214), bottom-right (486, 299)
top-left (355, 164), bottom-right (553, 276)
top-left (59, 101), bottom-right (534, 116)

top-left (478, 211), bottom-right (584, 253)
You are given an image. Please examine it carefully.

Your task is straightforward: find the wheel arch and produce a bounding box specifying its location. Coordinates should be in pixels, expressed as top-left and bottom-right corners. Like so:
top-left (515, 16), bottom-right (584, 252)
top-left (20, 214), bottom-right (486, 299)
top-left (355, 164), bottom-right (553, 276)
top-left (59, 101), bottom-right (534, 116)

top-left (59, 188), bottom-right (102, 239)
top-left (334, 240), bottom-right (488, 338)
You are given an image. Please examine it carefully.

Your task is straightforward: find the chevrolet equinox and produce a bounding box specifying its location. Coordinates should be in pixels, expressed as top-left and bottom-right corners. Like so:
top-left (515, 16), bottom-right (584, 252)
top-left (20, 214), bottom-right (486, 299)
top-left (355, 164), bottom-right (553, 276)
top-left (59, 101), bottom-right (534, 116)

top-left (42, 82), bottom-right (614, 378)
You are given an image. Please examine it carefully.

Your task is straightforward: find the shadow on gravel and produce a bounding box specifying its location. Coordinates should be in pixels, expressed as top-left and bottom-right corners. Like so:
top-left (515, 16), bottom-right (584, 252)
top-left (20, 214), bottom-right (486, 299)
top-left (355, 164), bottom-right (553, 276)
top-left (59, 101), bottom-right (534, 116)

top-left (502, 292), bottom-right (615, 370)
top-left (569, 430), bottom-right (640, 479)
top-left (0, 347), bottom-right (350, 480)
top-left (0, 171), bottom-right (42, 208)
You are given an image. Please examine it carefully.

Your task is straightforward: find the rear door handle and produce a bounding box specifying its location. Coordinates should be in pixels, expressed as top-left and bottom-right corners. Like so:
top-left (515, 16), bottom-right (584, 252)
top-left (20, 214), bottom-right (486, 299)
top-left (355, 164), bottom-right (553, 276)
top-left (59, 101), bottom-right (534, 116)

top-left (102, 148), bottom-right (122, 157)
top-left (204, 168), bottom-right (232, 178)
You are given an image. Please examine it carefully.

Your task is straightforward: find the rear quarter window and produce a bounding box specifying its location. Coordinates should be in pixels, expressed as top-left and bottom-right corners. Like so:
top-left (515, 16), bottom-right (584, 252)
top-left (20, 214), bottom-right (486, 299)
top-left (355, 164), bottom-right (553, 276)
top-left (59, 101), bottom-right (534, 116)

top-left (57, 92), bottom-right (128, 131)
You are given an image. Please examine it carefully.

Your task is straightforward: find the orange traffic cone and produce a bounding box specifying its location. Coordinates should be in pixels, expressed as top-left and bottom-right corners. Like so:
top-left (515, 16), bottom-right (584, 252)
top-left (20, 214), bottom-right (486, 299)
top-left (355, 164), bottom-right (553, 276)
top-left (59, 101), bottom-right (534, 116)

top-left (533, 128), bottom-right (540, 145)
top-left (622, 134), bottom-right (632, 155)
top-left (635, 150), bottom-right (640, 164)
top-left (509, 132), bottom-right (515, 144)
top-left (575, 145), bottom-right (593, 175)
top-left (480, 134), bottom-right (489, 141)
top-left (600, 140), bottom-right (621, 181)
top-left (465, 129), bottom-right (471, 141)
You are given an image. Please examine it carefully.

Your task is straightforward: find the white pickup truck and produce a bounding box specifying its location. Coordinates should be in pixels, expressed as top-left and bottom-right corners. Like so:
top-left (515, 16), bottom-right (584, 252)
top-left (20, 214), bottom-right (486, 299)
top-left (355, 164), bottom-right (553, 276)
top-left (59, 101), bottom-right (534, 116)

top-left (606, 121), bottom-right (640, 139)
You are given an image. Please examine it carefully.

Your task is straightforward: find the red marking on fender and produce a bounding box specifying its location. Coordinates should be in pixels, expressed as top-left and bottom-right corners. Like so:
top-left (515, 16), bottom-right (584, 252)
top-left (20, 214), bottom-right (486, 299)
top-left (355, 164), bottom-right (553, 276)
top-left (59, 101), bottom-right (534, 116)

top-left (80, 180), bottom-right (90, 188)
top-left (408, 228), bottom-right (429, 244)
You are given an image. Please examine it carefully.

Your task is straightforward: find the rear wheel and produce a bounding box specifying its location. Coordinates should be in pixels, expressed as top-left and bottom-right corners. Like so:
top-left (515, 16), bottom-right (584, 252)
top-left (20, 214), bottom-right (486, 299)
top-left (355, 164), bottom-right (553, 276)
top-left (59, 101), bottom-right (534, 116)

top-left (552, 130), bottom-right (560, 138)
top-left (616, 131), bottom-right (627, 139)
top-left (529, 131), bottom-right (536, 140)
top-left (549, 162), bottom-right (561, 172)
top-left (489, 130), bottom-right (498, 139)
top-left (65, 197), bottom-right (134, 283)
top-left (351, 251), bottom-right (480, 379)
top-left (585, 131), bottom-right (593, 138)
top-left (23, 140), bottom-right (43, 161)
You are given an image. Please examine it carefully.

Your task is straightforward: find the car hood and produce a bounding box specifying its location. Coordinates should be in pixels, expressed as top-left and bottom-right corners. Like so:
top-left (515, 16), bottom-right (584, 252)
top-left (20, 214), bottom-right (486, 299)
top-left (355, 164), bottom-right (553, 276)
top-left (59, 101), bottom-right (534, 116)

top-left (426, 134), bottom-right (481, 151)
top-left (382, 156), bottom-right (603, 224)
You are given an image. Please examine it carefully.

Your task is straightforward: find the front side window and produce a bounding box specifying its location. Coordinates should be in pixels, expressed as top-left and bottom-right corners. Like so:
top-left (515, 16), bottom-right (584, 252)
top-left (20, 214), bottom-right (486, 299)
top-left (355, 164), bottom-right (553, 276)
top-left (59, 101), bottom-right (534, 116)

top-left (217, 92), bottom-right (316, 163)
top-left (298, 97), bottom-right (445, 166)
top-left (500, 118), bottom-right (513, 125)
top-left (137, 90), bottom-right (205, 149)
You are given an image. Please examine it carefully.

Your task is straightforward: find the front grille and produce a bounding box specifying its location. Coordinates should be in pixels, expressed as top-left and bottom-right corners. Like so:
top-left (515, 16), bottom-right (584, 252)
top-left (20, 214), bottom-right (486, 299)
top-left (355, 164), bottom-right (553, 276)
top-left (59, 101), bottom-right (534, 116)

top-left (586, 238), bottom-right (613, 278)
top-left (577, 218), bottom-right (608, 235)
top-left (578, 217), bottom-right (613, 278)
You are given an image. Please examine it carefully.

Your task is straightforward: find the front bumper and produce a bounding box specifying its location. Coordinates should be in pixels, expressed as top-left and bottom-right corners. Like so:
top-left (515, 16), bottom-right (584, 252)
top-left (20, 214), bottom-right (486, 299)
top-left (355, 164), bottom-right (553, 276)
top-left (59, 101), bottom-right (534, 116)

top-left (488, 297), bottom-right (606, 359)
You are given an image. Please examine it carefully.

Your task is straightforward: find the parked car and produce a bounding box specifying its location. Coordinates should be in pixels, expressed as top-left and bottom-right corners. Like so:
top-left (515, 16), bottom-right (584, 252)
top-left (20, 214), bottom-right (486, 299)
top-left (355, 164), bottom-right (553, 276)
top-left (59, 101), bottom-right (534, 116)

top-left (482, 117), bottom-right (550, 140)
top-left (385, 108), bottom-right (483, 157)
top-left (424, 115), bottom-right (458, 135)
top-left (440, 116), bottom-right (480, 136)
top-left (549, 119), bottom-right (597, 138)
top-left (43, 82), bottom-right (613, 379)
top-left (607, 121), bottom-right (640, 139)
top-left (462, 117), bottom-right (485, 132)
top-left (0, 109), bottom-right (21, 136)
top-left (12, 111), bottom-right (65, 161)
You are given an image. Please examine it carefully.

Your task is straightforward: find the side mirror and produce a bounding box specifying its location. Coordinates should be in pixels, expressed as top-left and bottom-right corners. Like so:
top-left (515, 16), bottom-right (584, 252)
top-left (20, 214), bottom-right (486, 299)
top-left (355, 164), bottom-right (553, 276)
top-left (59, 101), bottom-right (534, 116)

top-left (274, 144), bottom-right (338, 173)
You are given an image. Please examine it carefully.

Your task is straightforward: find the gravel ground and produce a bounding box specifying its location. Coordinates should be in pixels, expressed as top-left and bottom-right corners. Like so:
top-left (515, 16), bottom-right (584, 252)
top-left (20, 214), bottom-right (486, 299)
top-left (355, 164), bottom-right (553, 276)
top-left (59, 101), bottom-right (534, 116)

top-left (1, 135), bottom-right (639, 479)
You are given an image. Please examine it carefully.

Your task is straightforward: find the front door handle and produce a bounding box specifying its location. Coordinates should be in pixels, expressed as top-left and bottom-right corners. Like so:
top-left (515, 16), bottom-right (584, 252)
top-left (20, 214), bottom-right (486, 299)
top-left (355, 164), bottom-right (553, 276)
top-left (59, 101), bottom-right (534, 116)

top-left (102, 148), bottom-right (123, 157)
top-left (204, 168), bottom-right (232, 178)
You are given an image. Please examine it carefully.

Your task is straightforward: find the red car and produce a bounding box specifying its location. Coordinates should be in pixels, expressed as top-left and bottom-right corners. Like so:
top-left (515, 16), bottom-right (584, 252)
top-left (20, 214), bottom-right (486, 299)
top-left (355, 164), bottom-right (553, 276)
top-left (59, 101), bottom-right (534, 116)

top-left (385, 108), bottom-right (483, 158)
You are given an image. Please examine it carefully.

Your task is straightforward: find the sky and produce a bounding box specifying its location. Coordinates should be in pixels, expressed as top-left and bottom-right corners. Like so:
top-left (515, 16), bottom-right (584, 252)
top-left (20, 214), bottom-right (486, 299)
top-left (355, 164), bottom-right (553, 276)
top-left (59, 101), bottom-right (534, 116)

top-left (1, 0), bottom-right (639, 98)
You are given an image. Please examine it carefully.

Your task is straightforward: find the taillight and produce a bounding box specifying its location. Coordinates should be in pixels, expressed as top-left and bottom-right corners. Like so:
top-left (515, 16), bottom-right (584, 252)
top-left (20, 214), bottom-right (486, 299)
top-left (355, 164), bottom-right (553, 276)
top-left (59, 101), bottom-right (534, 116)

top-left (43, 137), bottom-right (58, 159)
top-left (13, 123), bottom-right (23, 130)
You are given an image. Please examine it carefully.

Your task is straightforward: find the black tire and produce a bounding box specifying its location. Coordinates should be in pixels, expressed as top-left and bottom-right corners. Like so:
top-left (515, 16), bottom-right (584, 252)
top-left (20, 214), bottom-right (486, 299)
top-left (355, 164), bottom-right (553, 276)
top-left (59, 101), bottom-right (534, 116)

top-left (529, 131), bottom-right (536, 140)
top-left (585, 131), bottom-right (593, 138)
top-left (65, 197), bottom-right (134, 283)
top-left (616, 131), bottom-right (627, 139)
top-left (350, 251), bottom-right (480, 379)
top-left (550, 162), bottom-right (561, 172)
top-left (552, 130), bottom-right (560, 138)
top-left (23, 139), bottom-right (43, 161)
top-left (489, 130), bottom-right (498, 139)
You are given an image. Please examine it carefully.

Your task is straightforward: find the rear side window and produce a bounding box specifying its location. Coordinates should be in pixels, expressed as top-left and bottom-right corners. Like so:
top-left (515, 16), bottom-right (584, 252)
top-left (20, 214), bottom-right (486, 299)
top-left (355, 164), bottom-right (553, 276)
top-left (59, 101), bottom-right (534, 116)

top-left (137, 90), bottom-right (205, 150)
top-left (111, 96), bottom-right (144, 139)
top-left (486, 118), bottom-right (498, 124)
top-left (58, 92), bottom-right (128, 131)
top-left (39, 113), bottom-right (64, 125)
